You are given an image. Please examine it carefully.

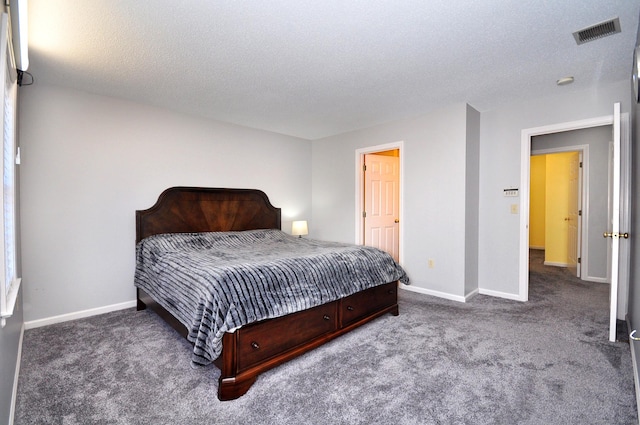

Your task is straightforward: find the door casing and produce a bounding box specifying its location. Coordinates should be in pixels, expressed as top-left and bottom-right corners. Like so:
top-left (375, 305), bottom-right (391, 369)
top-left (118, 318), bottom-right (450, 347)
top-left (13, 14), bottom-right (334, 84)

top-left (519, 113), bottom-right (631, 318)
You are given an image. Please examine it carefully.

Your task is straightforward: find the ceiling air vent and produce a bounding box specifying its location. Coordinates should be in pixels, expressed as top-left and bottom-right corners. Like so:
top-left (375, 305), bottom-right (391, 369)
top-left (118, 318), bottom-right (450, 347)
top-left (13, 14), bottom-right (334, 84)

top-left (573, 17), bottom-right (621, 45)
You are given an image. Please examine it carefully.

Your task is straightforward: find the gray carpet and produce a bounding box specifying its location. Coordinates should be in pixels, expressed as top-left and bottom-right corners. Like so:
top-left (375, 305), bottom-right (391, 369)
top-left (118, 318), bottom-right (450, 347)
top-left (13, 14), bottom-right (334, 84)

top-left (15, 251), bottom-right (638, 424)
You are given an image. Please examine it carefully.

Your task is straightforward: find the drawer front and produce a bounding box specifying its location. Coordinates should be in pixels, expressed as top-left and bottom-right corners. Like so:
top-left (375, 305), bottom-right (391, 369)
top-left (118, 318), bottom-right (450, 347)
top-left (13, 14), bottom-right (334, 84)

top-left (341, 281), bottom-right (397, 326)
top-left (236, 301), bottom-right (337, 371)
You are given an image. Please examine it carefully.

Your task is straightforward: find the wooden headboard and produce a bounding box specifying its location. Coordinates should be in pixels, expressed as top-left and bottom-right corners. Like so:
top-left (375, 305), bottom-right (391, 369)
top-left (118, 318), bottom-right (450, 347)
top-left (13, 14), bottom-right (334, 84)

top-left (136, 187), bottom-right (281, 243)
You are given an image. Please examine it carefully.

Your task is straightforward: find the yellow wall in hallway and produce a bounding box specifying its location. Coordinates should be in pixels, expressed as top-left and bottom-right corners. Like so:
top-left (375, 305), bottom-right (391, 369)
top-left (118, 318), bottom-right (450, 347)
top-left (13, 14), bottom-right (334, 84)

top-left (529, 155), bottom-right (546, 249)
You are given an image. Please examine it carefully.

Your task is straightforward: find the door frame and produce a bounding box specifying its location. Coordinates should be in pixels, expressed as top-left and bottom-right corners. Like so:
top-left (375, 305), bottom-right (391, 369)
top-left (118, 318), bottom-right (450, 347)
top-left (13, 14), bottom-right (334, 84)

top-left (355, 141), bottom-right (405, 264)
top-left (530, 146), bottom-right (589, 279)
top-left (519, 113), bottom-right (630, 314)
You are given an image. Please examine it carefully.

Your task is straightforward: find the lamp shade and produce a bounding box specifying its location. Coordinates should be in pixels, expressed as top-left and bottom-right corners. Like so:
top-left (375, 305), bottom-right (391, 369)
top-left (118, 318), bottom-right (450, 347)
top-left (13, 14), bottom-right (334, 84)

top-left (291, 220), bottom-right (308, 237)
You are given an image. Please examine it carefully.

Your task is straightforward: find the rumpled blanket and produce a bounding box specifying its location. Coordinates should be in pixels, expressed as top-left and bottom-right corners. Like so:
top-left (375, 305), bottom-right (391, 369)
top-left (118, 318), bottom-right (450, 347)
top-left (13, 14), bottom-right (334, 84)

top-left (134, 229), bottom-right (409, 365)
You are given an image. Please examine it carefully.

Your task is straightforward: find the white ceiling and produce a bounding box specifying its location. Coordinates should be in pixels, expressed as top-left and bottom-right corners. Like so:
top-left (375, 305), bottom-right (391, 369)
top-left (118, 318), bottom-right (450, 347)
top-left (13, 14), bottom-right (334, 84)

top-left (26, 1), bottom-right (640, 140)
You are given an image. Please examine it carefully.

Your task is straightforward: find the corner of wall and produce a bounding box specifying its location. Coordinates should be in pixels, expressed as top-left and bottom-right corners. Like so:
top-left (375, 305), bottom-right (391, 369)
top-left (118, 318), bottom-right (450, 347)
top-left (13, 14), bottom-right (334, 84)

top-left (465, 104), bottom-right (481, 295)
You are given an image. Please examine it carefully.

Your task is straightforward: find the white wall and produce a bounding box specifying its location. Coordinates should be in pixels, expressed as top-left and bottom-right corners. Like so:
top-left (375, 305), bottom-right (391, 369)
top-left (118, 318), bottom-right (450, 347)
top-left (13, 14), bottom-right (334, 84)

top-left (312, 102), bottom-right (478, 300)
top-left (16, 79), bottom-right (632, 321)
top-left (478, 80), bottom-right (631, 296)
top-left (0, 291), bottom-right (21, 423)
top-left (623, 9), bottom-right (640, 392)
top-left (18, 84), bottom-right (312, 322)
top-left (312, 81), bottom-right (630, 302)
top-left (625, 13), bottom-right (640, 404)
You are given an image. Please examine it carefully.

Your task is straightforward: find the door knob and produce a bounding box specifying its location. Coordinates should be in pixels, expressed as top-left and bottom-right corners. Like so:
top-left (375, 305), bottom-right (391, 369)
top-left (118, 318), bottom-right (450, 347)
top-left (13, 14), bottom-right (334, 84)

top-left (394, 219), bottom-right (399, 223)
top-left (603, 232), bottom-right (630, 239)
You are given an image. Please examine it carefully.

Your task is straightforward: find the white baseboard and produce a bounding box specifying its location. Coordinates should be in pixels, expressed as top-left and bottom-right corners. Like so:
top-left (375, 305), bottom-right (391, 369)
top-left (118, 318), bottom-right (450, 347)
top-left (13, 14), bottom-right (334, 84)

top-left (400, 284), bottom-right (467, 303)
top-left (24, 300), bottom-right (137, 330)
top-left (464, 288), bottom-right (479, 302)
top-left (400, 285), bottom-right (506, 303)
top-left (478, 288), bottom-right (526, 301)
top-left (582, 276), bottom-right (609, 284)
top-left (543, 261), bottom-right (568, 267)
top-left (9, 323), bottom-right (24, 425)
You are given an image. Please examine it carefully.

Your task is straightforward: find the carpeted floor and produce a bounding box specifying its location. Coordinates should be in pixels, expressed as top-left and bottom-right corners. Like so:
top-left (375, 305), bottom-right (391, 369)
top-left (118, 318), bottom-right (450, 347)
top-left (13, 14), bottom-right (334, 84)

top-left (14, 251), bottom-right (638, 424)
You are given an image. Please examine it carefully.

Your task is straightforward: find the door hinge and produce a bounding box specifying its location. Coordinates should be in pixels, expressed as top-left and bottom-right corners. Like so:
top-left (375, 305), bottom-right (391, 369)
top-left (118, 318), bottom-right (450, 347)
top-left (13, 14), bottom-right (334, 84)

top-left (578, 210), bottom-right (582, 216)
top-left (362, 211), bottom-right (366, 218)
top-left (579, 161), bottom-right (583, 168)
top-left (363, 164), bottom-right (366, 172)
top-left (578, 257), bottom-right (581, 264)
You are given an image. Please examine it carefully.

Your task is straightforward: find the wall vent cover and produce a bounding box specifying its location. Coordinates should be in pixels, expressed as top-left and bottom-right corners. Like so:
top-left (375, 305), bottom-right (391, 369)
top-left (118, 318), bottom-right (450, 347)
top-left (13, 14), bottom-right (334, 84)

top-left (573, 17), bottom-right (621, 45)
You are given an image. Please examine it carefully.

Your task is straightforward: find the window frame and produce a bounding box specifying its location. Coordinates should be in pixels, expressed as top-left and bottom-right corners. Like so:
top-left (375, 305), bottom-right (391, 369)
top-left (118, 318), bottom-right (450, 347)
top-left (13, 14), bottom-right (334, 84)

top-left (0, 11), bottom-right (20, 328)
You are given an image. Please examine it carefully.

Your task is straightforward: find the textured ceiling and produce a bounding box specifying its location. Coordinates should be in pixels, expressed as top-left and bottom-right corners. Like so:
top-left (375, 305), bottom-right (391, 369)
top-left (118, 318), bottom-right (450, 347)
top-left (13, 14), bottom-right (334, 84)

top-left (27, 1), bottom-right (640, 140)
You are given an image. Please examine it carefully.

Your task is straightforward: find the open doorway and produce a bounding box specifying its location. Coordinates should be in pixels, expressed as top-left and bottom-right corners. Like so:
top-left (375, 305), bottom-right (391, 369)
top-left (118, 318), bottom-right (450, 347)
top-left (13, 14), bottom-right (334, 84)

top-left (531, 127), bottom-right (612, 284)
top-left (530, 148), bottom-right (585, 279)
top-left (355, 141), bottom-right (404, 264)
top-left (519, 109), bottom-right (631, 341)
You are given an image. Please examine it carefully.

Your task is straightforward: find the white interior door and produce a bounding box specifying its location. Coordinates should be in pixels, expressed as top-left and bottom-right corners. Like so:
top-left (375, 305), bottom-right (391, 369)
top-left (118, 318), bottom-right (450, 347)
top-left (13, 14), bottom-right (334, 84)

top-left (363, 154), bottom-right (400, 261)
top-left (607, 102), bottom-right (621, 342)
top-left (567, 151), bottom-right (581, 277)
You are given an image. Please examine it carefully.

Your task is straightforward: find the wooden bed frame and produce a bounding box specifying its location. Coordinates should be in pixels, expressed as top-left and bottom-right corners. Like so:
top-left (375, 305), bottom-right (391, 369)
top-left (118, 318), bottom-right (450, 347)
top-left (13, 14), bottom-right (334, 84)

top-left (136, 186), bottom-right (399, 400)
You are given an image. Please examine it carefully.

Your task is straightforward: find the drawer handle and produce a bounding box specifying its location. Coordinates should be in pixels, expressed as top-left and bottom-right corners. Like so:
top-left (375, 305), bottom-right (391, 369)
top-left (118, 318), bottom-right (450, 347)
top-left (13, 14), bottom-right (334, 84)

top-left (323, 314), bottom-right (331, 321)
top-left (347, 305), bottom-right (354, 311)
top-left (251, 341), bottom-right (260, 350)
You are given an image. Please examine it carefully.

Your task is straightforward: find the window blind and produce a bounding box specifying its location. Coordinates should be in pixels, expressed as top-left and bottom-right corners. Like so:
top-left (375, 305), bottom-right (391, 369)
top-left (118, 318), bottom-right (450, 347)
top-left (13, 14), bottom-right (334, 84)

top-left (3, 52), bottom-right (15, 294)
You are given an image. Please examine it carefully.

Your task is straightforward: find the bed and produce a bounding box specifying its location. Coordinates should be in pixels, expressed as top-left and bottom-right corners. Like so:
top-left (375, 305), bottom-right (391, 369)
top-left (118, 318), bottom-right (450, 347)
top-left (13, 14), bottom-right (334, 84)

top-left (135, 186), bottom-right (408, 400)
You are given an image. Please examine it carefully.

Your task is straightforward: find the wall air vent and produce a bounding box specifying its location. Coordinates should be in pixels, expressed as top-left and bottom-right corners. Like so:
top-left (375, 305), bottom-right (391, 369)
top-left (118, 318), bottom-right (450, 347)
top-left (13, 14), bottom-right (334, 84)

top-left (573, 17), bottom-right (621, 45)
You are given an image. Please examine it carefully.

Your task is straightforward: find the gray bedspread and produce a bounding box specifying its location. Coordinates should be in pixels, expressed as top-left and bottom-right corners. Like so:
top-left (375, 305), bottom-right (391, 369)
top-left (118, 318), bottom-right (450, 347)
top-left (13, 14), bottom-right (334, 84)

top-left (134, 229), bottom-right (409, 365)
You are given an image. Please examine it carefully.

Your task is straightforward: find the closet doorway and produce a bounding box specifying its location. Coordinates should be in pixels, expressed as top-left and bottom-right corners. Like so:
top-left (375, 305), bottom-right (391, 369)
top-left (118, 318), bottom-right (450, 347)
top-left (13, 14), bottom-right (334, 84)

top-left (355, 141), bottom-right (404, 264)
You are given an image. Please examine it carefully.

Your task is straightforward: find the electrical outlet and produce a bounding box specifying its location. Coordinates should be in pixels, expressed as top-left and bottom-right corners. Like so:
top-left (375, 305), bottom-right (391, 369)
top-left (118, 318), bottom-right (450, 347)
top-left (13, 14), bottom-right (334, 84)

top-left (428, 259), bottom-right (435, 269)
